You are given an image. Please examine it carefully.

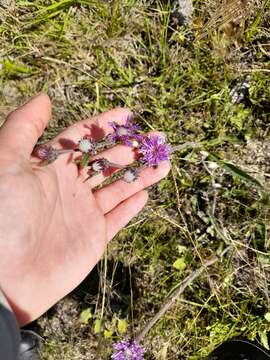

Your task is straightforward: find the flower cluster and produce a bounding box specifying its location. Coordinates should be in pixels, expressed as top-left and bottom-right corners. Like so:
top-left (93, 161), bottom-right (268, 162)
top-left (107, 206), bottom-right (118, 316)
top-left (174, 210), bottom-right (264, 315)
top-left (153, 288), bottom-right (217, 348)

top-left (108, 116), bottom-right (143, 147)
top-left (112, 340), bottom-right (145, 360)
top-left (78, 138), bottom-right (94, 153)
top-left (35, 116), bottom-right (170, 183)
top-left (35, 145), bottom-right (59, 163)
top-left (138, 135), bottom-right (170, 167)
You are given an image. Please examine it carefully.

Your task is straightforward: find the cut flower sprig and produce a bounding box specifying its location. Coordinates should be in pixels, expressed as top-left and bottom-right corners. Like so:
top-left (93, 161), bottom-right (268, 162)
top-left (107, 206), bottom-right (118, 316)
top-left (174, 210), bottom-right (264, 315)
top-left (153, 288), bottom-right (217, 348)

top-left (35, 117), bottom-right (172, 184)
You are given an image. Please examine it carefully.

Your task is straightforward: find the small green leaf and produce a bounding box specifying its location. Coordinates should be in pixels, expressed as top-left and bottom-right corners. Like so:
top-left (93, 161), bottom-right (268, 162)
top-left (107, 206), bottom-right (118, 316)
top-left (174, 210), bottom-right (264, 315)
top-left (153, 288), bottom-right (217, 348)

top-left (208, 153), bottom-right (263, 188)
top-left (257, 254), bottom-right (270, 267)
top-left (260, 330), bottom-right (269, 350)
top-left (80, 153), bottom-right (91, 168)
top-left (264, 312), bottom-right (270, 322)
top-left (104, 329), bottom-right (113, 338)
top-left (259, 190), bottom-right (269, 205)
top-left (117, 319), bottom-right (128, 334)
top-left (3, 59), bottom-right (34, 76)
top-left (177, 245), bottom-right (187, 254)
top-left (230, 114), bottom-right (243, 131)
top-left (222, 162), bottom-right (262, 187)
top-left (208, 211), bottom-right (230, 244)
top-left (173, 257), bottom-right (187, 271)
top-left (229, 107), bottom-right (251, 132)
top-left (80, 308), bottom-right (92, 324)
top-left (209, 154), bottom-right (263, 188)
top-left (257, 223), bottom-right (266, 242)
top-left (94, 319), bottom-right (102, 334)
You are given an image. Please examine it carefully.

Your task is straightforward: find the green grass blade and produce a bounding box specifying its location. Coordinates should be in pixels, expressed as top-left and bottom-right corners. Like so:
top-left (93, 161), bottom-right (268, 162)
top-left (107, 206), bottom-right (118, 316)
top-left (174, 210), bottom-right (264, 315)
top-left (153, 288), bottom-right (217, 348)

top-left (222, 162), bottom-right (263, 188)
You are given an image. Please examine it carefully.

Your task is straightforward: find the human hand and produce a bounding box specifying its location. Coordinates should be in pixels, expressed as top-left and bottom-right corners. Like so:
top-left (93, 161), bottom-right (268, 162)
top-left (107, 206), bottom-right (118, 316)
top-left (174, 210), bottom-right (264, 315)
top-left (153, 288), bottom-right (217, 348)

top-left (0, 93), bottom-right (170, 326)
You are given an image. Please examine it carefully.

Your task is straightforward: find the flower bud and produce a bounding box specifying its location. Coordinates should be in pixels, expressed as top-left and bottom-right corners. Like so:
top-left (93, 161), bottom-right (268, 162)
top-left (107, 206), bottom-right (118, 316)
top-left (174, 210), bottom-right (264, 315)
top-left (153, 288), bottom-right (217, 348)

top-left (91, 158), bottom-right (110, 172)
top-left (35, 145), bottom-right (58, 162)
top-left (78, 138), bottom-right (94, 153)
top-left (123, 168), bottom-right (139, 183)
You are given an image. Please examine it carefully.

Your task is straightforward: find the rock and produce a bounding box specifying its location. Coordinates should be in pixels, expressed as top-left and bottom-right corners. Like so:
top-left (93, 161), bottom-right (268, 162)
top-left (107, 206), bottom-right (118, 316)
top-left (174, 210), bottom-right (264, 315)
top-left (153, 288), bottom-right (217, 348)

top-left (229, 77), bottom-right (250, 104)
top-left (0, 0), bottom-right (15, 7)
top-left (172, 0), bottom-right (194, 25)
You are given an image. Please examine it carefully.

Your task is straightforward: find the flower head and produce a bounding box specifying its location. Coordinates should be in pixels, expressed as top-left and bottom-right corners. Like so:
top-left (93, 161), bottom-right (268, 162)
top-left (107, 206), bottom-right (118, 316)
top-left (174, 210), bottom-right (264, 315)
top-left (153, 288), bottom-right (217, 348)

top-left (112, 340), bottom-right (145, 360)
top-left (35, 145), bottom-right (59, 162)
top-left (78, 138), bottom-right (94, 153)
top-left (138, 135), bottom-right (170, 167)
top-left (90, 158), bottom-right (110, 172)
top-left (123, 168), bottom-right (139, 183)
top-left (108, 116), bottom-right (142, 147)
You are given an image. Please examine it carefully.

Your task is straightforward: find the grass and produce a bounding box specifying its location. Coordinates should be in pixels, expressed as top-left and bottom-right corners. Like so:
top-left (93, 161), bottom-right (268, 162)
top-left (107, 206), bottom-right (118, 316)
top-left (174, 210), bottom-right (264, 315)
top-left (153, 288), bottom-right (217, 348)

top-left (1, 0), bottom-right (270, 358)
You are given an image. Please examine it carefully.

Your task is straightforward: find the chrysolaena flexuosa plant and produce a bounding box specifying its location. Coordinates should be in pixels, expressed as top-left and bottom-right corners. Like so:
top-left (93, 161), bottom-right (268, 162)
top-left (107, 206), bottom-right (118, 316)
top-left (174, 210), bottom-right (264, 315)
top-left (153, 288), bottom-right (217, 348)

top-left (35, 116), bottom-right (171, 185)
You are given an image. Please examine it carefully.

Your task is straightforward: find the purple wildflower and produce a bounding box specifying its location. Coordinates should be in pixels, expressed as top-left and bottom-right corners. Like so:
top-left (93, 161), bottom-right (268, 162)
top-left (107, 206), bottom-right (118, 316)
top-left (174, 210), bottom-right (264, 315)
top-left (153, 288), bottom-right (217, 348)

top-left (112, 340), bottom-right (145, 360)
top-left (108, 117), bottom-right (142, 147)
top-left (138, 135), bottom-right (170, 167)
top-left (35, 145), bottom-right (58, 162)
top-left (90, 158), bottom-right (110, 172)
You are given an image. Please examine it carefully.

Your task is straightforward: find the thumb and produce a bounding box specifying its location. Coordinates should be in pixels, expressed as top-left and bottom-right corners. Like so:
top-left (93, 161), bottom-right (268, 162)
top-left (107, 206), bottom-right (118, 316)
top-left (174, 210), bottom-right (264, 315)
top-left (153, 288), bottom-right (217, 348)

top-left (0, 93), bottom-right (52, 158)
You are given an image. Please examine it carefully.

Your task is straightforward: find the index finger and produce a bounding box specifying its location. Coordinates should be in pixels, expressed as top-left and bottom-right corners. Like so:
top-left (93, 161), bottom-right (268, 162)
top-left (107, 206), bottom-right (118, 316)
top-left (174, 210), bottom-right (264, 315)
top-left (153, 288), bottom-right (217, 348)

top-left (32, 108), bottom-right (133, 186)
top-left (48, 107), bottom-right (132, 149)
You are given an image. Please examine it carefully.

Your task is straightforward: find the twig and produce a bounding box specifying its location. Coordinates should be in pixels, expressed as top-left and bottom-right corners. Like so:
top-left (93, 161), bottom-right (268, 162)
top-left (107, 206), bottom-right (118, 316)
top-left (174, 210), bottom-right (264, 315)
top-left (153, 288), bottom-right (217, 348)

top-left (171, 142), bottom-right (201, 153)
top-left (135, 247), bottom-right (231, 342)
top-left (235, 68), bottom-right (270, 73)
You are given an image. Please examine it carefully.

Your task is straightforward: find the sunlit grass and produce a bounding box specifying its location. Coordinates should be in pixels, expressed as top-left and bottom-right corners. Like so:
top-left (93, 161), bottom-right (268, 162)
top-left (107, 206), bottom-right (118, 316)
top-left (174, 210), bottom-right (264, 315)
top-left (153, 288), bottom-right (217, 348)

top-left (0, 0), bottom-right (270, 358)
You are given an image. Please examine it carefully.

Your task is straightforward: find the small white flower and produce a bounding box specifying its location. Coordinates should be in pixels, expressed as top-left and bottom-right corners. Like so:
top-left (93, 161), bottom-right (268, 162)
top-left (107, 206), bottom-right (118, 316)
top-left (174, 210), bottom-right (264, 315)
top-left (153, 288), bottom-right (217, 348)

top-left (131, 139), bottom-right (140, 148)
top-left (117, 126), bottom-right (129, 136)
top-left (78, 138), bottom-right (93, 153)
top-left (123, 168), bottom-right (138, 183)
top-left (200, 151), bottom-right (209, 160)
top-left (91, 158), bottom-right (110, 172)
top-left (124, 349), bottom-right (133, 358)
top-left (92, 161), bottom-right (103, 172)
top-left (207, 161), bottom-right (219, 170)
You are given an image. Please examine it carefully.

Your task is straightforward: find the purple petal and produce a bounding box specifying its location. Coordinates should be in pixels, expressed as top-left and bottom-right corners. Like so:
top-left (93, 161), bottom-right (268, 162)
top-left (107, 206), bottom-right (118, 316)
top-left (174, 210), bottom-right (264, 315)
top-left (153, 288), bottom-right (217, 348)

top-left (108, 118), bottom-right (142, 146)
top-left (112, 340), bottom-right (145, 360)
top-left (138, 135), bottom-right (170, 167)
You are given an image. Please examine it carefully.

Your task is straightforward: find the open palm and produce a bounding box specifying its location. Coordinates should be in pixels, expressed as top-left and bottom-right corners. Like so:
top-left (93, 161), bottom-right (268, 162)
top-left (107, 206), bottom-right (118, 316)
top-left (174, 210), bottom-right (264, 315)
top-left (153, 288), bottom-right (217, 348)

top-left (0, 94), bottom-right (170, 326)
